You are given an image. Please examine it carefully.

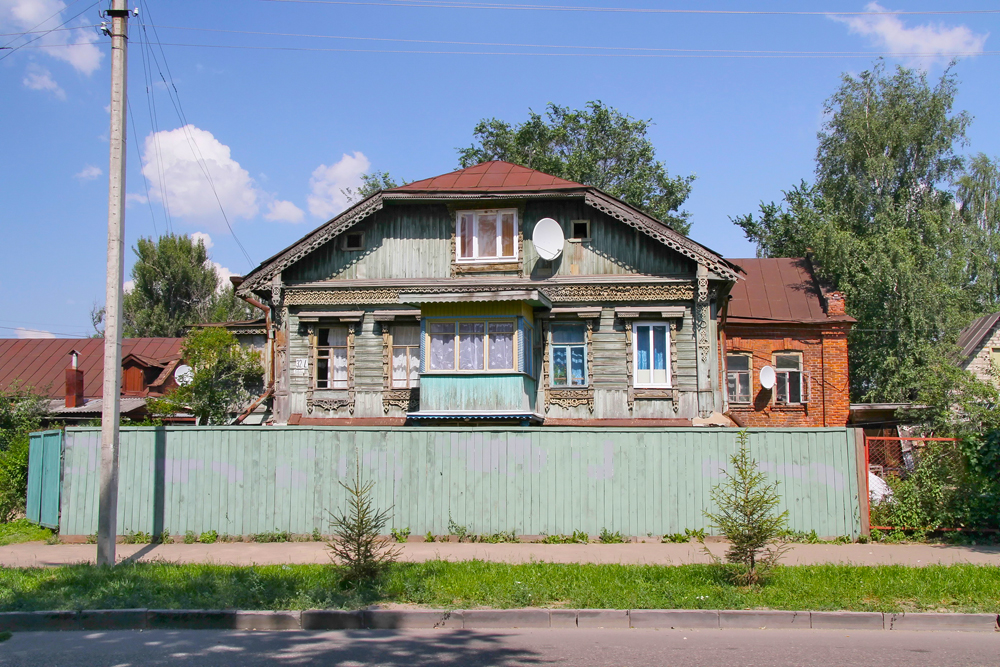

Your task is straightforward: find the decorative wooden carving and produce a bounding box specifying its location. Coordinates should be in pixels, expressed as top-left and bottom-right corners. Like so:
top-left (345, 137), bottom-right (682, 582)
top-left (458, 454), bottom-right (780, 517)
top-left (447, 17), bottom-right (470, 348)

top-left (383, 388), bottom-right (419, 413)
top-left (347, 322), bottom-right (356, 413)
top-left (548, 389), bottom-right (592, 409)
top-left (544, 284), bottom-right (694, 303)
top-left (670, 320), bottom-right (680, 411)
top-left (543, 317), bottom-right (596, 412)
top-left (285, 289), bottom-right (402, 306)
top-left (696, 275), bottom-right (710, 364)
top-left (381, 324), bottom-right (391, 390)
top-left (453, 262), bottom-right (522, 275)
top-left (624, 321), bottom-right (634, 412)
top-left (306, 396), bottom-right (350, 413)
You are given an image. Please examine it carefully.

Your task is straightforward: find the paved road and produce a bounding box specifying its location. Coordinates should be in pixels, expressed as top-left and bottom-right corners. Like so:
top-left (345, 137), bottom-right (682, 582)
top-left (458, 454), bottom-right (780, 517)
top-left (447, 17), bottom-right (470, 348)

top-left (1, 629), bottom-right (998, 666)
top-left (3, 541), bottom-right (1000, 568)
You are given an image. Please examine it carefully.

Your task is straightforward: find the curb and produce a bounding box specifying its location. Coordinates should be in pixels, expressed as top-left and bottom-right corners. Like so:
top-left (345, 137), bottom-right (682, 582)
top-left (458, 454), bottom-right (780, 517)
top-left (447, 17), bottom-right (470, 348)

top-left (0, 609), bottom-right (996, 633)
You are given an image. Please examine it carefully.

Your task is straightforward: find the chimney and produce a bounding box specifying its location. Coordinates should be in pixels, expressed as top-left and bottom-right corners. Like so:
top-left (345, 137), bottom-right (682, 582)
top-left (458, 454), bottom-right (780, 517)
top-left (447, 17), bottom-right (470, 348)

top-left (826, 291), bottom-right (847, 316)
top-left (65, 350), bottom-right (85, 408)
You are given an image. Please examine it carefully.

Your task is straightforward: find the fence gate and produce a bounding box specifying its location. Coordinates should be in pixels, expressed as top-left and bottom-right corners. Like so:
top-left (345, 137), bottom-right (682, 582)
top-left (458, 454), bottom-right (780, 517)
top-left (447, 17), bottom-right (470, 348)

top-left (26, 430), bottom-right (63, 529)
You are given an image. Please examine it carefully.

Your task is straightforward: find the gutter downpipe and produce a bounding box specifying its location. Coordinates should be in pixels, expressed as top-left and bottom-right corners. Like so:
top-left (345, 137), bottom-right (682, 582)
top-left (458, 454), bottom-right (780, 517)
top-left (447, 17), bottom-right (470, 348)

top-left (232, 276), bottom-right (275, 424)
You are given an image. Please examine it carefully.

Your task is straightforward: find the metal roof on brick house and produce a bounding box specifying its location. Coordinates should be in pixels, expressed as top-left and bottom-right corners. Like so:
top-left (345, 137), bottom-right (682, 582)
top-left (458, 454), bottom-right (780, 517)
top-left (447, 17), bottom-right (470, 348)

top-left (389, 161), bottom-right (586, 193)
top-left (727, 258), bottom-right (855, 325)
top-left (0, 338), bottom-right (183, 398)
top-left (957, 311), bottom-right (1000, 364)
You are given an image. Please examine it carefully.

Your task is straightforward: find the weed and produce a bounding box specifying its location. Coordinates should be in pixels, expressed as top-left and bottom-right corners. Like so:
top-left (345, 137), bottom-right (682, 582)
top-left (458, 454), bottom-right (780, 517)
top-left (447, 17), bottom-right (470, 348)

top-left (685, 528), bottom-right (706, 541)
top-left (199, 530), bottom-right (218, 544)
top-left (599, 528), bottom-right (624, 544)
top-left (184, 531), bottom-right (197, 545)
top-left (447, 516), bottom-right (470, 542)
top-left (662, 533), bottom-right (688, 544)
top-left (219, 533), bottom-right (239, 543)
top-left (158, 530), bottom-right (173, 545)
top-left (85, 533), bottom-right (97, 544)
top-left (424, 531), bottom-right (435, 543)
top-left (538, 530), bottom-right (589, 544)
top-left (311, 528), bottom-right (323, 542)
top-left (391, 527), bottom-right (411, 543)
top-left (474, 531), bottom-right (519, 543)
top-left (123, 531), bottom-right (152, 545)
top-left (251, 531), bottom-right (290, 543)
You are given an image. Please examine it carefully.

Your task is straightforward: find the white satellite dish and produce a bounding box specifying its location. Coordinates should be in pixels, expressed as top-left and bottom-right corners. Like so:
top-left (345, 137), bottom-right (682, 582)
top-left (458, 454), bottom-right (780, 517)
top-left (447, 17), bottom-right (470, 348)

top-left (532, 217), bottom-right (564, 261)
top-left (759, 365), bottom-right (776, 390)
top-left (174, 364), bottom-right (194, 386)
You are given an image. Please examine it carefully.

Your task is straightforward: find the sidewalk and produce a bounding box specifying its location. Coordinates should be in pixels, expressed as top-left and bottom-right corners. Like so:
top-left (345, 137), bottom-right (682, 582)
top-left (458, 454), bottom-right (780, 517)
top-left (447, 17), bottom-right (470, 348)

top-left (2, 540), bottom-right (999, 568)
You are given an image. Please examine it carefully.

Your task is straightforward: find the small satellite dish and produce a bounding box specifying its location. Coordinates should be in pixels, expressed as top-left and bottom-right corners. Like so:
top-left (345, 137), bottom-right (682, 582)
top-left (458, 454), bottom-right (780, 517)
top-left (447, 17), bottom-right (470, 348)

top-left (174, 364), bottom-right (193, 386)
top-left (759, 365), bottom-right (776, 390)
top-left (532, 217), bottom-right (564, 261)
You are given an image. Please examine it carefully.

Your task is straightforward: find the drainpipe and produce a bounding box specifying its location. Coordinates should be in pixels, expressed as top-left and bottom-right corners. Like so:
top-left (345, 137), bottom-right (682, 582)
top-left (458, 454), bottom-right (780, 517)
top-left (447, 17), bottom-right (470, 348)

top-left (231, 276), bottom-right (274, 424)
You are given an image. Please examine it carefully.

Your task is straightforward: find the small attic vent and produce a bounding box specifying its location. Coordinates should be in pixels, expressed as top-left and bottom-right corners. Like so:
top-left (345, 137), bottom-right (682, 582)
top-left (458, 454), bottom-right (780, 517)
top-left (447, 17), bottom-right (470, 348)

top-left (342, 231), bottom-right (365, 251)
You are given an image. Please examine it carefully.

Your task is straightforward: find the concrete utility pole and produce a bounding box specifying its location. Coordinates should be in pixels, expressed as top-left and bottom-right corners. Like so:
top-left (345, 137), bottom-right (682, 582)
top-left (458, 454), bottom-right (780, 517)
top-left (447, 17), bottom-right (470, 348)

top-left (97, 0), bottom-right (130, 567)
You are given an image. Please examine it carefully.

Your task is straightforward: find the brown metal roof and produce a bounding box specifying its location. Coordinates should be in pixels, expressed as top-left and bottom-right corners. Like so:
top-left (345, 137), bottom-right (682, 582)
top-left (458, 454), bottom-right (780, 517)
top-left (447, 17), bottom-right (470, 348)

top-left (727, 258), bottom-right (854, 324)
top-left (389, 161), bottom-right (585, 193)
top-left (0, 338), bottom-right (183, 398)
top-left (957, 312), bottom-right (1000, 362)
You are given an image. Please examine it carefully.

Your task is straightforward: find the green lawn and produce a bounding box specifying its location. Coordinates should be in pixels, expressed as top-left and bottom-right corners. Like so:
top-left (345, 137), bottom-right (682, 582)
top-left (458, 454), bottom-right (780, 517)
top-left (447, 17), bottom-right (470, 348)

top-left (0, 561), bottom-right (998, 613)
top-left (0, 520), bottom-right (52, 547)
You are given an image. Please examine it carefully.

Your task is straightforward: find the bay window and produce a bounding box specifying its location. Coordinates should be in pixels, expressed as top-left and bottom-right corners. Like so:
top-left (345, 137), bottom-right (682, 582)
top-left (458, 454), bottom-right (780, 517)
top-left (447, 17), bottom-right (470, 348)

top-left (456, 209), bottom-right (518, 262)
top-left (550, 323), bottom-right (587, 387)
top-left (391, 325), bottom-right (420, 388)
top-left (633, 322), bottom-right (670, 388)
top-left (428, 320), bottom-right (516, 372)
top-left (315, 326), bottom-right (348, 389)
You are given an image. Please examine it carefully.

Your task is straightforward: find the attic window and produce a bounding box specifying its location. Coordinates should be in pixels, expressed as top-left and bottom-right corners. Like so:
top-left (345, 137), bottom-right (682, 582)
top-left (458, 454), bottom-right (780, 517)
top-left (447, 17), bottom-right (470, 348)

top-left (570, 220), bottom-right (590, 240)
top-left (456, 209), bottom-right (518, 262)
top-left (342, 232), bottom-right (364, 251)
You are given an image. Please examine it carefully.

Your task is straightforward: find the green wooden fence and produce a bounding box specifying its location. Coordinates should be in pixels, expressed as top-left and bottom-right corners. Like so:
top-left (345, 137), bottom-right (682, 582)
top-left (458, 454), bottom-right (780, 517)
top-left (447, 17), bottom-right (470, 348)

top-left (54, 426), bottom-right (863, 538)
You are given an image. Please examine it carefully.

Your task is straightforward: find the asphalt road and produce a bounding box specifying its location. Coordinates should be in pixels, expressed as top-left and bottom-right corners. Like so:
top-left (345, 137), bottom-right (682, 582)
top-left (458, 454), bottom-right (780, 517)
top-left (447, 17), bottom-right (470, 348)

top-left (1, 629), bottom-right (998, 666)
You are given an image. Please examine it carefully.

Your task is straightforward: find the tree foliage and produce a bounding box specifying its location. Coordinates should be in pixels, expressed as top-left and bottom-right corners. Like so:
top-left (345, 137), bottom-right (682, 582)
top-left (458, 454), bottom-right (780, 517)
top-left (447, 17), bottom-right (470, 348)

top-left (704, 430), bottom-right (789, 585)
top-left (0, 386), bottom-right (48, 523)
top-left (734, 62), bottom-right (997, 401)
top-left (147, 327), bottom-right (263, 425)
top-left (342, 171), bottom-right (401, 205)
top-left (327, 465), bottom-right (400, 582)
top-left (459, 101), bottom-right (695, 234)
top-left (122, 234), bottom-right (254, 338)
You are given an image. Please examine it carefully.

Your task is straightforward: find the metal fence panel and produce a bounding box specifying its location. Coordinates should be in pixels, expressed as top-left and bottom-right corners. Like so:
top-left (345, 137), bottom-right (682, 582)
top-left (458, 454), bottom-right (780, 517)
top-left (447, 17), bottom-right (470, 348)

top-left (56, 426), bottom-right (862, 538)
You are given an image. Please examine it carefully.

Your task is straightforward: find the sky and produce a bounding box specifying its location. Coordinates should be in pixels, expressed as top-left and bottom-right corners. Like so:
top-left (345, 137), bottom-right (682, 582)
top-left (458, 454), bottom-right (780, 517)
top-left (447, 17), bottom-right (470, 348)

top-left (1, 0), bottom-right (998, 339)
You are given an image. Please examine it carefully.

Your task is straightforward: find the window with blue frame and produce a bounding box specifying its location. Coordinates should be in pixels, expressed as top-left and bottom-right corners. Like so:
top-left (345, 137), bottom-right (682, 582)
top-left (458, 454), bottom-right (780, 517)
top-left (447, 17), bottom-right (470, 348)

top-left (550, 323), bottom-right (587, 387)
top-left (632, 321), bottom-right (670, 388)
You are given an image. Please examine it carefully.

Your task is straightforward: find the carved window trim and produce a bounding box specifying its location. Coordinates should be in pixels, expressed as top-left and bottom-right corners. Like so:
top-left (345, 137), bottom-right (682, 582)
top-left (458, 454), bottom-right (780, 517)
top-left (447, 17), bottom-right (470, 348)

top-left (625, 318), bottom-right (679, 413)
top-left (305, 322), bottom-right (356, 414)
top-left (543, 318), bottom-right (595, 412)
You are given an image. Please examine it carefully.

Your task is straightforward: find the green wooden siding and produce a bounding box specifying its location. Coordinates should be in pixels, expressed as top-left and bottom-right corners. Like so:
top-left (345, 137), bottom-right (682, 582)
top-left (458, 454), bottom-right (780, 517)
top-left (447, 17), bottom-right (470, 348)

top-left (420, 374), bottom-right (536, 412)
top-left (57, 427), bottom-right (861, 538)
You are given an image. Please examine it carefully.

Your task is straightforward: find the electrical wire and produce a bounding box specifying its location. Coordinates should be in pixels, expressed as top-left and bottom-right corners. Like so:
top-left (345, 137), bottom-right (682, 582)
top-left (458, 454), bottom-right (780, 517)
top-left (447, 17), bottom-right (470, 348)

top-left (0, 1), bottom-right (99, 64)
top-left (136, 13), bottom-right (175, 234)
top-left (126, 98), bottom-right (160, 237)
top-left (0, 24), bottom-right (101, 38)
top-left (257, 0), bottom-right (1000, 16)
top-left (0, 0), bottom-right (87, 47)
top-left (0, 325), bottom-right (92, 337)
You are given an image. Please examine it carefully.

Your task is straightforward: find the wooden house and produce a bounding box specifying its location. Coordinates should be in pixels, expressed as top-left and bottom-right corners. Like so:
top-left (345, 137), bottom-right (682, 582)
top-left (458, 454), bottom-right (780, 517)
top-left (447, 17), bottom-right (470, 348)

top-left (234, 161), bottom-right (742, 426)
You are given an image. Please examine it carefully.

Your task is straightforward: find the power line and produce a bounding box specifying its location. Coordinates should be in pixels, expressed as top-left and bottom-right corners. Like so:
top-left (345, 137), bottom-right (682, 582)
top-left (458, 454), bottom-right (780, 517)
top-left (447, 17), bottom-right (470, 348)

top-left (0, 325), bottom-right (91, 337)
top-left (0, 1), bottom-right (99, 63)
top-left (0, 24), bottom-right (100, 38)
top-left (126, 98), bottom-right (160, 237)
top-left (0, 0), bottom-right (87, 47)
top-left (257, 0), bottom-right (1000, 16)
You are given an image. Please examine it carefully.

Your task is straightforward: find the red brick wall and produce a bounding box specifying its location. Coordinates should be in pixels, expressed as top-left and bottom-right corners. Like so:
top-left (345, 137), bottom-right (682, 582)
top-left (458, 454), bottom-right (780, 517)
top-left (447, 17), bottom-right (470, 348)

top-left (721, 323), bottom-right (851, 427)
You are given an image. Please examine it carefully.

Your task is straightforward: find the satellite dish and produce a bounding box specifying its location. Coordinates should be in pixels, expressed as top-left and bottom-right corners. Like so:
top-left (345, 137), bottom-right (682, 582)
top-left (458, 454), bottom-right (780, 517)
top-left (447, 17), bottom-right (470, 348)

top-left (532, 217), bottom-right (564, 261)
top-left (759, 365), bottom-right (776, 390)
top-left (174, 364), bottom-right (193, 386)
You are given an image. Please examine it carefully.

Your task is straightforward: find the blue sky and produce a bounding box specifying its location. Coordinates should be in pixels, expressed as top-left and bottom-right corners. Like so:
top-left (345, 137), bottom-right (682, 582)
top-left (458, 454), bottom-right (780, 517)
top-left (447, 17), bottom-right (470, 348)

top-left (2, 0), bottom-right (998, 338)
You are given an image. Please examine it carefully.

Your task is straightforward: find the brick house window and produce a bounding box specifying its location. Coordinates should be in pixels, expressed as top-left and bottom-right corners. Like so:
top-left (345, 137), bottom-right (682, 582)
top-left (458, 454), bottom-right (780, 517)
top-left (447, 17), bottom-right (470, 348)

top-left (633, 321), bottom-right (671, 388)
top-left (551, 323), bottom-right (587, 387)
top-left (774, 352), bottom-right (805, 404)
top-left (391, 325), bottom-right (420, 388)
top-left (726, 353), bottom-right (752, 404)
top-left (315, 326), bottom-right (349, 389)
top-left (456, 209), bottom-right (517, 262)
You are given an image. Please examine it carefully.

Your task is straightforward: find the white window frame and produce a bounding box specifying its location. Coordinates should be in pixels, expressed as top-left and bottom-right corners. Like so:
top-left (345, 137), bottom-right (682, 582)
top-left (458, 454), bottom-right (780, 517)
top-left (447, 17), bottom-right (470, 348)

top-left (774, 351), bottom-right (806, 405)
top-left (726, 352), bottom-right (753, 404)
top-left (425, 318), bottom-right (518, 373)
top-left (455, 208), bottom-right (519, 263)
top-left (632, 321), bottom-right (672, 389)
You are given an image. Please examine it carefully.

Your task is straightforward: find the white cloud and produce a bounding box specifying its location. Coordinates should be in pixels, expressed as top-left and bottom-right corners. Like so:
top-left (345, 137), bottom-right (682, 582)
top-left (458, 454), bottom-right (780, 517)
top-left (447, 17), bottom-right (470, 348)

top-left (307, 151), bottom-right (370, 219)
top-left (211, 261), bottom-right (236, 291)
top-left (125, 193), bottom-right (148, 207)
top-left (14, 326), bottom-right (55, 339)
top-left (123, 279), bottom-right (135, 294)
top-left (140, 125), bottom-right (259, 226)
top-left (22, 63), bottom-right (65, 99)
top-left (190, 231), bottom-right (214, 250)
top-left (73, 164), bottom-right (101, 181)
top-left (264, 199), bottom-right (305, 224)
top-left (1, 0), bottom-right (103, 74)
top-left (832, 2), bottom-right (988, 62)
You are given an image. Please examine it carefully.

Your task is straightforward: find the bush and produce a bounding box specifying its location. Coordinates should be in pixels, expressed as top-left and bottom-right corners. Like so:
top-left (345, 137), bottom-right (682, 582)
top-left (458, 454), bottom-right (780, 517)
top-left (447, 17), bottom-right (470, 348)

top-left (0, 435), bottom-right (30, 523)
top-left (199, 530), bottom-right (218, 544)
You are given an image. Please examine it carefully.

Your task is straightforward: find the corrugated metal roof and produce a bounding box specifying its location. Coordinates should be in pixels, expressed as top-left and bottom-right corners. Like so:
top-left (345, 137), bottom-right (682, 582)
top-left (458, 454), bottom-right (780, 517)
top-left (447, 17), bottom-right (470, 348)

top-left (389, 161), bottom-right (585, 193)
top-left (0, 338), bottom-right (182, 398)
top-left (727, 257), bottom-right (854, 324)
top-left (957, 311), bottom-right (1000, 362)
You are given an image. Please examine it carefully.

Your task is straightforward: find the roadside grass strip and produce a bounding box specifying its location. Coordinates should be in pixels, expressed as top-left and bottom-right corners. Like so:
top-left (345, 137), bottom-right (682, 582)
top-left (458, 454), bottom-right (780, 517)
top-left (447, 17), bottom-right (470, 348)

top-left (0, 562), bottom-right (998, 614)
top-left (0, 520), bottom-right (53, 547)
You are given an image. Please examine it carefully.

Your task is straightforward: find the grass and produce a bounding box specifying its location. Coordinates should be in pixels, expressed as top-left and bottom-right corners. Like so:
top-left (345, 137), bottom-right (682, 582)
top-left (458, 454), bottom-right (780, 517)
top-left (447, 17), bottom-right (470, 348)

top-left (0, 520), bottom-right (53, 546)
top-left (0, 561), bottom-right (997, 614)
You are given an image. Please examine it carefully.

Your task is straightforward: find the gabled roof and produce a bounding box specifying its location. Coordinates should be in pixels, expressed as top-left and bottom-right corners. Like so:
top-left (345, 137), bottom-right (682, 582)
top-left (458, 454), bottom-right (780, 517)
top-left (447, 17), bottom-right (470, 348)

top-left (958, 312), bottom-right (1000, 363)
top-left (727, 258), bottom-right (855, 324)
top-left (390, 161), bottom-right (585, 193)
top-left (0, 338), bottom-right (183, 398)
top-left (236, 161), bottom-right (741, 295)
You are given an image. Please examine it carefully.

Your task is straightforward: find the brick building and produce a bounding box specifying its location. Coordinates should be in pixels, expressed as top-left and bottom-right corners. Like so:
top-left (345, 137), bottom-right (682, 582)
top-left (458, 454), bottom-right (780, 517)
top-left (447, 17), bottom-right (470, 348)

top-left (721, 258), bottom-right (854, 427)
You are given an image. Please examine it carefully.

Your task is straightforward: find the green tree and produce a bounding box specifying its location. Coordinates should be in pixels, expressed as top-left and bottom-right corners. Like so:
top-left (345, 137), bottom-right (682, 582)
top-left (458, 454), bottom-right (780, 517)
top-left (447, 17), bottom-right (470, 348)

top-left (342, 171), bottom-right (401, 205)
top-left (147, 327), bottom-right (263, 425)
top-left (122, 234), bottom-right (254, 338)
top-left (459, 101), bottom-right (695, 234)
top-left (0, 386), bottom-right (48, 522)
top-left (734, 63), bottom-right (990, 401)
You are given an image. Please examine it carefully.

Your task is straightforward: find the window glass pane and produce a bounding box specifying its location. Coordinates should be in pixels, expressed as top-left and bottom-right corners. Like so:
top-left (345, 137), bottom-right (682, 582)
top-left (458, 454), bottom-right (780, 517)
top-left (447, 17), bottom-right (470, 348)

top-left (653, 326), bottom-right (667, 370)
top-left (318, 328), bottom-right (330, 347)
top-left (489, 321), bottom-right (514, 370)
top-left (636, 326), bottom-right (650, 370)
top-left (477, 213), bottom-right (497, 257)
top-left (552, 324), bottom-right (585, 344)
top-left (326, 327), bottom-right (347, 346)
top-left (501, 212), bottom-right (515, 257)
top-left (570, 346), bottom-right (586, 385)
top-left (460, 213), bottom-right (474, 258)
top-left (727, 374), bottom-right (737, 401)
top-left (727, 354), bottom-right (750, 371)
top-left (332, 348), bottom-right (348, 387)
top-left (775, 354), bottom-right (800, 370)
top-left (392, 347), bottom-right (408, 387)
top-left (552, 347), bottom-right (568, 386)
top-left (429, 323), bottom-right (455, 370)
top-left (738, 374), bottom-right (750, 401)
top-left (776, 373), bottom-right (788, 401)
top-left (408, 348), bottom-right (420, 386)
top-left (788, 371), bottom-right (802, 403)
top-left (393, 325), bottom-right (420, 346)
top-left (459, 322), bottom-right (485, 370)
top-left (316, 357), bottom-right (329, 388)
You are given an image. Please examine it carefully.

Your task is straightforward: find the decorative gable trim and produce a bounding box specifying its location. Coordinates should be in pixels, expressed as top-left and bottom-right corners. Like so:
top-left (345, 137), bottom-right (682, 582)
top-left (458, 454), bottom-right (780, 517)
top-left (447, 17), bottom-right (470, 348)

top-left (238, 193), bottom-right (385, 295)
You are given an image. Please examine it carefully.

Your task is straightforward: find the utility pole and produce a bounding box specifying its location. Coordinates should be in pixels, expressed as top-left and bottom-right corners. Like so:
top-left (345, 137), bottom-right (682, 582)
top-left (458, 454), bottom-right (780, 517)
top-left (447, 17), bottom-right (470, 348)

top-left (97, 0), bottom-right (130, 567)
